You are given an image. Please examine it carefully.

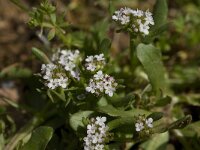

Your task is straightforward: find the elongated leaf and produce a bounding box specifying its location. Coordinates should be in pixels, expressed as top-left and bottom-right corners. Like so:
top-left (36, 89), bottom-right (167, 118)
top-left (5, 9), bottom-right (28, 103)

top-left (20, 126), bottom-right (53, 150)
top-left (107, 117), bottom-right (135, 131)
top-left (140, 132), bottom-right (169, 150)
top-left (47, 28), bottom-right (56, 41)
top-left (181, 121), bottom-right (200, 137)
top-left (0, 66), bottom-right (32, 79)
top-left (143, 23), bottom-right (169, 43)
top-left (147, 112), bottom-right (164, 121)
top-left (0, 134), bottom-right (4, 150)
top-left (111, 92), bottom-right (137, 107)
top-left (153, 0), bottom-right (168, 29)
top-left (168, 115), bottom-right (192, 130)
top-left (99, 38), bottom-right (111, 56)
top-left (0, 120), bottom-right (5, 150)
top-left (155, 96), bottom-right (171, 107)
top-left (32, 47), bottom-right (51, 64)
top-left (69, 111), bottom-right (93, 131)
top-left (136, 44), bottom-right (166, 93)
top-left (98, 105), bottom-right (150, 117)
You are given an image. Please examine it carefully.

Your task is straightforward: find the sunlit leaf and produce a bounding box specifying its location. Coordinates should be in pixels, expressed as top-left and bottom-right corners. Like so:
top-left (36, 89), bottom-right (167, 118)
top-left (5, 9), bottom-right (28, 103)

top-left (136, 44), bottom-right (167, 93)
top-left (47, 28), bottom-right (56, 41)
top-left (140, 132), bottom-right (169, 150)
top-left (98, 105), bottom-right (150, 117)
top-left (69, 111), bottom-right (93, 131)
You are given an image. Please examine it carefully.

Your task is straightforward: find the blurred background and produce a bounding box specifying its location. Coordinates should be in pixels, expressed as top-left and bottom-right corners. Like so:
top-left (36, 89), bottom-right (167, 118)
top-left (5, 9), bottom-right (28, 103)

top-left (0, 0), bottom-right (200, 149)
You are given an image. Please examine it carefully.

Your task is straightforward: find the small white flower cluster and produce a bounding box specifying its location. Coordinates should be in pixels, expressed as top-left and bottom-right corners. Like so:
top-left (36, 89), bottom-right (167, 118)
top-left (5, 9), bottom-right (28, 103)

top-left (52, 49), bottom-right (81, 80)
top-left (86, 71), bottom-right (117, 97)
top-left (85, 54), bottom-right (106, 72)
top-left (84, 117), bottom-right (109, 150)
top-left (112, 7), bottom-right (154, 35)
top-left (41, 49), bottom-right (82, 89)
top-left (41, 64), bottom-right (68, 89)
top-left (135, 117), bottom-right (153, 132)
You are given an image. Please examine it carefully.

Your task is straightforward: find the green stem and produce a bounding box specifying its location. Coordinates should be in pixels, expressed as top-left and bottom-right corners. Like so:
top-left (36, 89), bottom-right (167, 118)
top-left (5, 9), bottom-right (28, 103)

top-left (129, 34), bottom-right (139, 70)
top-left (56, 29), bottom-right (69, 46)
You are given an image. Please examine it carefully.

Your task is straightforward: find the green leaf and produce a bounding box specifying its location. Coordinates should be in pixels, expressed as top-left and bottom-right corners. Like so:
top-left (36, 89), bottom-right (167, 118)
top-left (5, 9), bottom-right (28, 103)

top-left (20, 126), bottom-right (53, 150)
top-left (47, 89), bottom-right (66, 102)
top-left (153, 0), bottom-right (168, 30)
top-left (50, 14), bottom-right (56, 24)
top-left (108, 0), bottom-right (115, 15)
top-left (140, 132), bottom-right (169, 150)
top-left (99, 38), bottom-right (111, 56)
top-left (136, 44), bottom-right (166, 93)
top-left (143, 23), bottom-right (169, 43)
top-left (1, 97), bottom-right (19, 109)
top-left (0, 134), bottom-right (4, 150)
top-left (98, 105), bottom-right (150, 117)
top-left (10, 0), bottom-right (29, 11)
top-left (107, 117), bottom-right (135, 131)
top-left (111, 92), bottom-right (137, 107)
top-left (32, 47), bottom-right (51, 64)
top-left (69, 111), bottom-right (93, 131)
top-left (147, 112), bottom-right (164, 121)
top-left (181, 121), bottom-right (200, 137)
top-left (0, 66), bottom-right (32, 79)
top-left (47, 28), bottom-right (56, 41)
top-left (152, 124), bottom-right (168, 133)
top-left (168, 115), bottom-right (192, 130)
top-left (155, 96), bottom-right (172, 107)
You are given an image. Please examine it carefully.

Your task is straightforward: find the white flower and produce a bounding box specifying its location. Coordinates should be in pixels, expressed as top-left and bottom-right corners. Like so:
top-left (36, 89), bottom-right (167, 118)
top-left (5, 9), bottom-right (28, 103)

top-left (85, 54), bottom-right (106, 72)
top-left (139, 23), bottom-right (150, 35)
top-left (112, 7), bottom-right (154, 36)
top-left (134, 9), bottom-right (144, 17)
top-left (83, 117), bottom-right (110, 150)
top-left (94, 71), bottom-right (104, 80)
top-left (64, 62), bottom-right (76, 71)
top-left (58, 76), bottom-right (68, 88)
top-left (86, 56), bottom-right (94, 62)
top-left (145, 118), bottom-right (153, 128)
top-left (86, 63), bottom-right (96, 72)
top-left (47, 79), bottom-right (57, 89)
top-left (86, 71), bottom-right (117, 97)
top-left (86, 80), bottom-right (96, 94)
top-left (92, 134), bottom-right (98, 144)
top-left (135, 122), bottom-right (144, 132)
top-left (95, 144), bottom-right (104, 150)
top-left (87, 124), bottom-right (96, 134)
top-left (70, 69), bottom-right (80, 80)
top-left (57, 49), bottom-right (81, 79)
top-left (105, 87), bottom-right (115, 97)
top-left (95, 117), bottom-right (106, 126)
top-left (40, 63), bottom-right (69, 89)
top-left (95, 54), bottom-right (105, 61)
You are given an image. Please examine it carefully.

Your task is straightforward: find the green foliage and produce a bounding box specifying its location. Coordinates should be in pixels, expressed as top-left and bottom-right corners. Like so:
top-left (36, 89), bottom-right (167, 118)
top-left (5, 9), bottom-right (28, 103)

top-left (98, 105), bottom-right (150, 117)
top-left (153, 0), bottom-right (168, 29)
top-left (136, 44), bottom-right (167, 93)
top-left (1, 0), bottom-right (199, 149)
top-left (32, 47), bottom-right (51, 64)
top-left (0, 65), bottom-right (32, 79)
top-left (69, 111), bottom-right (93, 131)
top-left (140, 132), bottom-right (169, 150)
top-left (168, 115), bottom-right (192, 130)
top-left (20, 126), bottom-right (53, 150)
